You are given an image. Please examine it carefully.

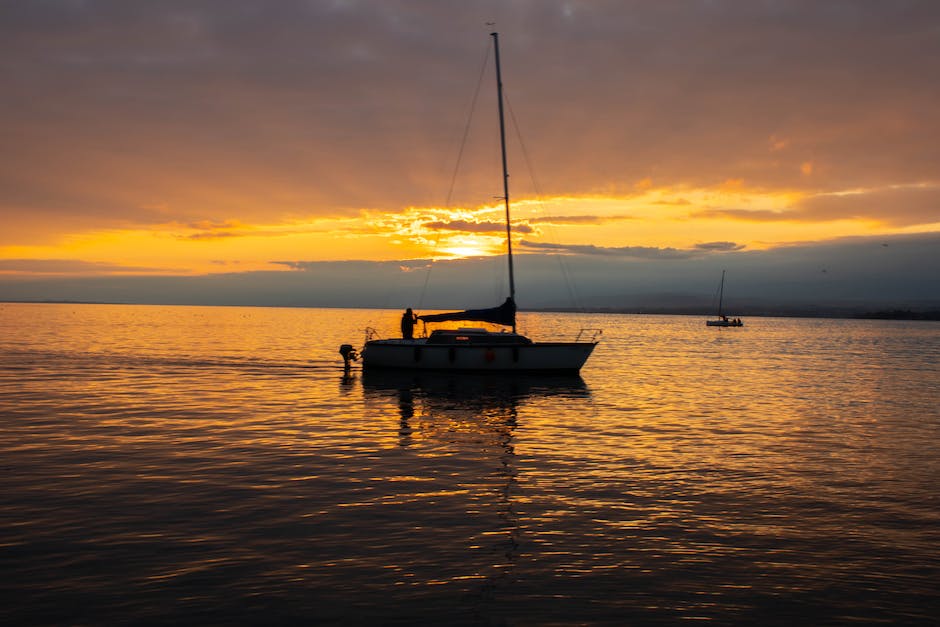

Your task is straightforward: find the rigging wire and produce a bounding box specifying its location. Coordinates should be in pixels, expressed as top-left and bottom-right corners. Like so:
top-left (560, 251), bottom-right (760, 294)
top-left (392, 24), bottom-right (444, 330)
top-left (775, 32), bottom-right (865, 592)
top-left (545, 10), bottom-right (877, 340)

top-left (417, 42), bottom-right (493, 310)
top-left (504, 94), bottom-right (583, 311)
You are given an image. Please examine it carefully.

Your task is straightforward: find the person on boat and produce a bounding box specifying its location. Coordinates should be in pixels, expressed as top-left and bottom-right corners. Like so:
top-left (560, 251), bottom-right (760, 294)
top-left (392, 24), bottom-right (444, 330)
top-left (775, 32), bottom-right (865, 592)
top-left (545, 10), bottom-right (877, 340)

top-left (401, 308), bottom-right (418, 340)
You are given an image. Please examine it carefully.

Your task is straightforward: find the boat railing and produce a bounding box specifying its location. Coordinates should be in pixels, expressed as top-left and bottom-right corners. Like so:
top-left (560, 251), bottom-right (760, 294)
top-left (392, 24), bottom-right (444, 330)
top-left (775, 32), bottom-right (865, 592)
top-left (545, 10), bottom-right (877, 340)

top-left (575, 328), bottom-right (603, 343)
top-left (364, 327), bottom-right (380, 343)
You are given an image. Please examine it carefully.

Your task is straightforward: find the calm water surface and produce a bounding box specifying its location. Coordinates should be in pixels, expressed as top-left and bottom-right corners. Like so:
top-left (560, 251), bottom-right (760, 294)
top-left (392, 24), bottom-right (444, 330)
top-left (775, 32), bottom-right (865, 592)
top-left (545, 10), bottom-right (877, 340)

top-left (1, 303), bottom-right (938, 624)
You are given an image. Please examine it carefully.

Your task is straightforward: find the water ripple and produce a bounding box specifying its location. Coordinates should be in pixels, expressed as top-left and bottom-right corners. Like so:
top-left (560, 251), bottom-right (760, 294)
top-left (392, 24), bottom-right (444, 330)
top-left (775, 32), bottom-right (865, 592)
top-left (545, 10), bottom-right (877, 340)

top-left (1, 304), bottom-right (938, 624)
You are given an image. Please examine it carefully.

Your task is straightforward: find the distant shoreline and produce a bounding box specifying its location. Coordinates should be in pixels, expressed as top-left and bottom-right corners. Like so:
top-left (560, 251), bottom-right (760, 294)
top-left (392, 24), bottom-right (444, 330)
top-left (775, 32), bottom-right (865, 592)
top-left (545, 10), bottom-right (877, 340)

top-left (3, 300), bottom-right (939, 321)
top-left (530, 307), bottom-right (940, 321)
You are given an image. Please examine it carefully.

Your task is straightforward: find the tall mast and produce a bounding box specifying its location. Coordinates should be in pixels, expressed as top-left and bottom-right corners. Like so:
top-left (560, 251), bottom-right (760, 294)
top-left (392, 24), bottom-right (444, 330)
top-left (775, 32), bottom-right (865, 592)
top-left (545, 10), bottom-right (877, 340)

top-left (717, 270), bottom-right (725, 318)
top-left (491, 32), bottom-right (516, 332)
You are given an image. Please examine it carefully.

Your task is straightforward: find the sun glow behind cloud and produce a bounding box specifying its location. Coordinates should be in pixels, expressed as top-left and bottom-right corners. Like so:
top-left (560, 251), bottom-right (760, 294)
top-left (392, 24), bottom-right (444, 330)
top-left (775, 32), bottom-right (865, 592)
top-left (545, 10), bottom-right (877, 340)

top-left (4, 179), bottom-right (935, 278)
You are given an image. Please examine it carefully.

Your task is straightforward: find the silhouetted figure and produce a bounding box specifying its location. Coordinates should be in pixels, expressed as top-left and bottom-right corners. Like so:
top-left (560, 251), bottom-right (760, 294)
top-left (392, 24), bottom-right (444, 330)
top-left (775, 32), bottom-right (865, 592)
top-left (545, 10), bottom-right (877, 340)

top-left (401, 308), bottom-right (418, 340)
top-left (339, 344), bottom-right (358, 375)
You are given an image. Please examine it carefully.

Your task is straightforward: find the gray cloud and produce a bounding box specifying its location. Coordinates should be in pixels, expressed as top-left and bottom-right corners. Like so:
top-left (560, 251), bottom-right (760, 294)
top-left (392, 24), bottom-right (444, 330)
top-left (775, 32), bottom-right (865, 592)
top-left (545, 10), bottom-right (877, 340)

top-left (0, 259), bottom-right (164, 274)
top-left (527, 215), bottom-right (635, 225)
top-left (180, 231), bottom-right (243, 241)
top-left (519, 240), bottom-right (693, 259)
top-left (423, 220), bottom-right (534, 234)
top-left (693, 241), bottom-right (745, 252)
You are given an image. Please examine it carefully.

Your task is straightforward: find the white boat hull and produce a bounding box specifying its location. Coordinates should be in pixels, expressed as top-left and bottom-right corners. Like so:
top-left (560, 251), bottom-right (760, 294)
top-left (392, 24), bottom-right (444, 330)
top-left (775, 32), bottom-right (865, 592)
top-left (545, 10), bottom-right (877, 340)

top-left (361, 339), bottom-right (596, 373)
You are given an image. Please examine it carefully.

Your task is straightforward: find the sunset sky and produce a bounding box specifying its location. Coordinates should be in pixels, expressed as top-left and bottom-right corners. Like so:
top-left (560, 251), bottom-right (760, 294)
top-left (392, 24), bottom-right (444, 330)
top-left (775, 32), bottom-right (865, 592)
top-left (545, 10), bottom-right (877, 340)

top-left (2, 1), bottom-right (939, 311)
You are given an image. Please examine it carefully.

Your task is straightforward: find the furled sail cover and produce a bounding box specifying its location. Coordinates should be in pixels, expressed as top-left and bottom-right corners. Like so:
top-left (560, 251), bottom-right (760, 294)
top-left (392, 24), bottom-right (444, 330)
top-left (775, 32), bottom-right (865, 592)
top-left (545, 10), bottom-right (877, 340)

top-left (418, 297), bottom-right (516, 327)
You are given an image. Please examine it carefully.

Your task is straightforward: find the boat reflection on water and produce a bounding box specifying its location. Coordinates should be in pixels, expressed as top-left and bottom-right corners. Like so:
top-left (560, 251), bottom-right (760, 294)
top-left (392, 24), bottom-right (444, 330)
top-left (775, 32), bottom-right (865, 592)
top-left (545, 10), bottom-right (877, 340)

top-left (358, 370), bottom-right (591, 607)
top-left (360, 369), bottom-right (589, 399)
top-left (360, 370), bottom-right (590, 446)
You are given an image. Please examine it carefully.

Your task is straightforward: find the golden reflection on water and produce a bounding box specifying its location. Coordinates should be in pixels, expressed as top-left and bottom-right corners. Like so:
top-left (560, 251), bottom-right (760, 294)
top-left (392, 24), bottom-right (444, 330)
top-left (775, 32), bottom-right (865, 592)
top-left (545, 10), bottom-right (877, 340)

top-left (1, 304), bottom-right (939, 624)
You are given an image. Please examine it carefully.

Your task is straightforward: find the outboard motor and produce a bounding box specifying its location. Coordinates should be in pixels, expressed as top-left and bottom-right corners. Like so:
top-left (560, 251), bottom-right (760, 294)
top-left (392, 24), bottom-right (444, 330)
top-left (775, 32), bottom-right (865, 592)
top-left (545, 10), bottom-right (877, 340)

top-left (339, 344), bottom-right (359, 370)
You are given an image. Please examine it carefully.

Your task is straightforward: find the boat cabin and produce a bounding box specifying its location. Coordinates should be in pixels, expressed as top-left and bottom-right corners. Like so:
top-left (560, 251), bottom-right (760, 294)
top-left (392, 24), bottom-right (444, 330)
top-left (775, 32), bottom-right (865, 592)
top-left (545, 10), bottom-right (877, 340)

top-left (425, 328), bottom-right (532, 345)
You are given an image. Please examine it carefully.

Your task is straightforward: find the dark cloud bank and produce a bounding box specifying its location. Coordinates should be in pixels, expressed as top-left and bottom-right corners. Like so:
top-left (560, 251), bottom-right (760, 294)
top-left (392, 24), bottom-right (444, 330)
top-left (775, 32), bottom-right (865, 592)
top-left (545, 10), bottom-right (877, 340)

top-left (3, 233), bottom-right (938, 317)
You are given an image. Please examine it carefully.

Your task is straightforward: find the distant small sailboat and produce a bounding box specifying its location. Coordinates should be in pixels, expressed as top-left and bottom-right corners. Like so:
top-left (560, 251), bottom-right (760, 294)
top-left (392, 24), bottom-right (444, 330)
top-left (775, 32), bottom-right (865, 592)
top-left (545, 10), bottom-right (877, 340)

top-left (706, 270), bottom-right (743, 327)
top-left (340, 32), bottom-right (600, 373)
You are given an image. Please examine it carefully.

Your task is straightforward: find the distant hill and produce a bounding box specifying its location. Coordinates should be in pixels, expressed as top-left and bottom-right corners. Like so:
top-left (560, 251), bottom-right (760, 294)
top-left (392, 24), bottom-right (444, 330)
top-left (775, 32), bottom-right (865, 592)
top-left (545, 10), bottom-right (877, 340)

top-left (855, 309), bottom-right (940, 321)
top-left (530, 305), bottom-right (940, 321)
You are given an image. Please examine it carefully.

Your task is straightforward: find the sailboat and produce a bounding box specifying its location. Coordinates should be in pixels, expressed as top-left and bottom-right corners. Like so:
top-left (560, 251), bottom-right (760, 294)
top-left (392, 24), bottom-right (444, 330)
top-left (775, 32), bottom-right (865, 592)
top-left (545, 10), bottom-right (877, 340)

top-left (705, 270), bottom-right (744, 327)
top-left (344, 32), bottom-right (600, 373)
